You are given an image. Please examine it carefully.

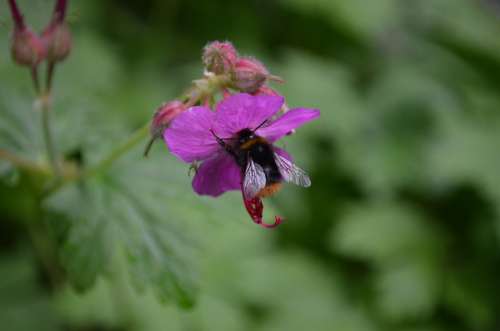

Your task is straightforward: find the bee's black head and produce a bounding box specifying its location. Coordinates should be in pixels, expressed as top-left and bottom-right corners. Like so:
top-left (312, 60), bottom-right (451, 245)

top-left (237, 128), bottom-right (256, 145)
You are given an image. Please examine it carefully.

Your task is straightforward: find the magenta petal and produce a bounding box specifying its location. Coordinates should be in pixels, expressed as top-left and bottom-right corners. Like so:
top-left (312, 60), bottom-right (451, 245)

top-left (192, 151), bottom-right (242, 197)
top-left (164, 106), bottom-right (219, 163)
top-left (257, 108), bottom-right (320, 142)
top-left (213, 93), bottom-right (284, 137)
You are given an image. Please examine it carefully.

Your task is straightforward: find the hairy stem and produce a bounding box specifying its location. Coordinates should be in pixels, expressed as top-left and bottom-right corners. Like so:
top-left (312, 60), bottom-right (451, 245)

top-left (83, 123), bottom-right (149, 179)
top-left (44, 123), bottom-right (150, 196)
top-left (31, 67), bottom-right (40, 94)
top-left (0, 149), bottom-right (50, 175)
top-left (7, 0), bottom-right (25, 29)
top-left (40, 95), bottom-right (61, 177)
top-left (53, 0), bottom-right (68, 23)
top-left (26, 213), bottom-right (64, 287)
top-left (143, 137), bottom-right (155, 157)
top-left (46, 62), bottom-right (55, 93)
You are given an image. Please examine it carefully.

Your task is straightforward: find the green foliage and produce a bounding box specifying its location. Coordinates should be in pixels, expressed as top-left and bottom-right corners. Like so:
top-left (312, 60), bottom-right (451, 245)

top-left (332, 202), bottom-right (438, 263)
top-left (0, 252), bottom-right (60, 331)
top-left (2, 0), bottom-right (500, 331)
top-left (45, 156), bottom-right (198, 306)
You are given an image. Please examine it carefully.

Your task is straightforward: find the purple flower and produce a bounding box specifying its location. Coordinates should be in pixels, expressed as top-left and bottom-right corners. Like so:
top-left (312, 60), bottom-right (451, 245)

top-left (164, 93), bottom-right (319, 227)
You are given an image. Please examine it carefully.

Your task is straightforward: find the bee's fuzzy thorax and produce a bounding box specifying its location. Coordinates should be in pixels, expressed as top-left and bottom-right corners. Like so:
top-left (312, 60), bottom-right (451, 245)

top-left (240, 136), bottom-right (267, 150)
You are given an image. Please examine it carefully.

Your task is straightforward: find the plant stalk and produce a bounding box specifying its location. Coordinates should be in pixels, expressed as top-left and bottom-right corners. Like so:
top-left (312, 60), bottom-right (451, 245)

top-left (31, 67), bottom-right (40, 94)
top-left (40, 95), bottom-right (61, 177)
top-left (0, 148), bottom-right (50, 175)
top-left (46, 62), bottom-right (55, 93)
top-left (44, 123), bottom-right (150, 196)
top-left (7, 0), bottom-right (25, 29)
top-left (83, 123), bottom-right (150, 179)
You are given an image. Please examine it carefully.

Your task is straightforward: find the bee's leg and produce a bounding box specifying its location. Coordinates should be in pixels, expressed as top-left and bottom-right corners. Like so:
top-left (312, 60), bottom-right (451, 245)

top-left (209, 129), bottom-right (226, 147)
top-left (210, 129), bottom-right (236, 156)
top-left (188, 161), bottom-right (199, 176)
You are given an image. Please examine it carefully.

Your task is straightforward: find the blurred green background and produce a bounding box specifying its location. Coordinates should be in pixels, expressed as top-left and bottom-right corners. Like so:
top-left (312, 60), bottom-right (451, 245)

top-left (1, 0), bottom-right (500, 330)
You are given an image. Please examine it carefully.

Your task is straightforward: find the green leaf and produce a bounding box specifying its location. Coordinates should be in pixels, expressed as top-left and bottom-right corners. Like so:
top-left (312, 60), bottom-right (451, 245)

top-left (281, 0), bottom-right (399, 43)
top-left (427, 112), bottom-right (500, 204)
top-left (0, 250), bottom-right (60, 331)
top-left (45, 150), bottom-right (201, 307)
top-left (236, 252), bottom-right (378, 331)
top-left (375, 262), bottom-right (439, 320)
top-left (0, 87), bottom-right (43, 164)
top-left (49, 182), bottom-right (112, 291)
top-left (423, 0), bottom-right (500, 61)
top-left (331, 201), bottom-right (438, 263)
top-left (444, 273), bottom-right (494, 330)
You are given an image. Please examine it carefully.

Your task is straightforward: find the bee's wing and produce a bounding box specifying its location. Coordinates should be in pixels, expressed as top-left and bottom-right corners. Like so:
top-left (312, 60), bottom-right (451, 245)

top-left (243, 158), bottom-right (267, 199)
top-left (274, 153), bottom-right (311, 187)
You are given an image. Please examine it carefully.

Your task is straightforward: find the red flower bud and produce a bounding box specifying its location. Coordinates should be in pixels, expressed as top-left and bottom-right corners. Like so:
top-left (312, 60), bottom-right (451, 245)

top-left (144, 100), bottom-right (186, 157)
top-left (42, 22), bottom-right (72, 63)
top-left (11, 27), bottom-right (47, 67)
top-left (150, 101), bottom-right (186, 139)
top-left (42, 0), bottom-right (71, 63)
top-left (230, 57), bottom-right (270, 93)
top-left (202, 41), bottom-right (238, 75)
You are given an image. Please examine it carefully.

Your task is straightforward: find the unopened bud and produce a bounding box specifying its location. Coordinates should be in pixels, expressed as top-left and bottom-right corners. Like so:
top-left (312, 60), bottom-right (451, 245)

top-left (230, 57), bottom-right (274, 93)
top-left (11, 27), bottom-right (47, 67)
top-left (202, 41), bottom-right (238, 75)
top-left (150, 100), bottom-right (186, 139)
top-left (145, 100), bottom-right (186, 157)
top-left (42, 22), bottom-right (72, 63)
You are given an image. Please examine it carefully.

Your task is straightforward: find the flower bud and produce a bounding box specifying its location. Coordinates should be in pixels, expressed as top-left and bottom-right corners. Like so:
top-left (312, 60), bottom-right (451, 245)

top-left (11, 27), bottom-right (47, 67)
top-left (144, 100), bottom-right (186, 157)
top-left (202, 41), bottom-right (238, 75)
top-left (150, 100), bottom-right (186, 139)
top-left (230, 57), bottom-right (270, 93)
top-left (42, 22), bottom-right (72, 63)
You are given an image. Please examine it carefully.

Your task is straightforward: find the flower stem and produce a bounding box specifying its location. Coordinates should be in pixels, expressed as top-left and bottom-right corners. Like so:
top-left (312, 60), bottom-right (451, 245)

top-left (46, 62), bottom-right (55, 92)
top-left (7, 0), bottom-right (25, 29)
top-left (26, 213), bottom-right (64, 287)
top-left (31, 67), bottom-right (40, 94)
top-left (0, 148), bottom-right (50, 176)
top-left (44, 123), bottom-right (150, 196)
top-left (40, 95), bottom-right (61, 177)
top-left (53, 0), bottom-right (68, 22)
top-left (143, 137), bottom-right (155, 157)
top-left (83, 123), bottom-right (150, 179)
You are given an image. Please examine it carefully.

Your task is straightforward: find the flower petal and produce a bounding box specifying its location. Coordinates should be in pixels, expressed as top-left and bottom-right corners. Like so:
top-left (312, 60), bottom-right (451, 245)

top-left (164, 106), bottom-right (218, 163)
top-left (257, 108), bottom-right (320, 142)
top-left (192, 151), bottom-right (242, 197)
top-left (213, 93), bottom-right (284, 137)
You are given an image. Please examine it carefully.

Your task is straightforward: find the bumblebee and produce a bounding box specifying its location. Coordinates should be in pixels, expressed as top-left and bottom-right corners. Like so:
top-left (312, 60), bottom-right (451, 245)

top-left (211, 124), bottom-right (311, 199)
